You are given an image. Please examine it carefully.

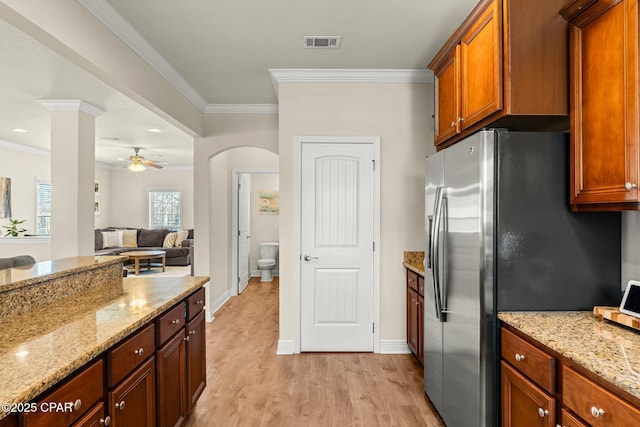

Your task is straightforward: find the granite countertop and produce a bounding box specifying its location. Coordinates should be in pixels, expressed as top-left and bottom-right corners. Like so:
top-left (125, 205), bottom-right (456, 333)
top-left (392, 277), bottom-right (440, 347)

top-left (0, 275), bottom-right (209, 419)
top-left (403, 251), bottom-right (425, 275)
top-left (499, 311), bottom-right (640, 401)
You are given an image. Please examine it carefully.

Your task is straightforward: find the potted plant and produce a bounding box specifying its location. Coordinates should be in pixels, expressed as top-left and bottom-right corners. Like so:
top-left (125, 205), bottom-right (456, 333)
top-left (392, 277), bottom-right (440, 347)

top-left (2, 218), bottom-right (27, 237)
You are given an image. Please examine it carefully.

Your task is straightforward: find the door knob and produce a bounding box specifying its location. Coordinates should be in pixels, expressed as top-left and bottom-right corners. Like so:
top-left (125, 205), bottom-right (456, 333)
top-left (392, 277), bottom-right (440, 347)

top-left (303, 255), bottom-right (319, 261)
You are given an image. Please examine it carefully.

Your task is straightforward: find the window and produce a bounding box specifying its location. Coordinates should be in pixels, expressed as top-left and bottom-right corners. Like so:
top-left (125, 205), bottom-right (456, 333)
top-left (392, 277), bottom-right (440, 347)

top-left (148, 190), bottom-right (181, 230)
top-left (36, 179), bottom-right (51, 235)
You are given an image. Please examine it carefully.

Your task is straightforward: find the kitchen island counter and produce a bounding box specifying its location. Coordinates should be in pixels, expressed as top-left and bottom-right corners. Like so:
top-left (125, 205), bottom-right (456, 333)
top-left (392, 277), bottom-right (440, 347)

top-left (499, 311), bottom-right (640, 402)
top-left (0, 275), bottom-right (209, 420)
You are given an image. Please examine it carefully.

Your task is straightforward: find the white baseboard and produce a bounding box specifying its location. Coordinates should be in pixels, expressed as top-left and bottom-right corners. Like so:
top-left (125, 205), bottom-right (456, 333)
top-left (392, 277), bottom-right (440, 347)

top-left (379, 340), bottom-right (411, 354)
top-left (207, 289), bottom-right (230, 323)
top-left (276, 340), bottom-right (295, 355)
top-left (251, 270), bottom-right (279, 278)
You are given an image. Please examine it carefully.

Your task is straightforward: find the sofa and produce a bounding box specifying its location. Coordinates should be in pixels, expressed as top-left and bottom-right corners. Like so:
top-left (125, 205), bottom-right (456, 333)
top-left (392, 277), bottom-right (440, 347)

top-left (0, 255), bottom-right (36, 270)
top-left (95, 228), bottom-right (194, 266)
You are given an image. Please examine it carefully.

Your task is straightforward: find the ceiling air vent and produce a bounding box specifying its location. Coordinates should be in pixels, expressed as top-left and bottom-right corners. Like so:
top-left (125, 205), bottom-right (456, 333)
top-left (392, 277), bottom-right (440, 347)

top-left (303, 36), bottom-right (341, 48)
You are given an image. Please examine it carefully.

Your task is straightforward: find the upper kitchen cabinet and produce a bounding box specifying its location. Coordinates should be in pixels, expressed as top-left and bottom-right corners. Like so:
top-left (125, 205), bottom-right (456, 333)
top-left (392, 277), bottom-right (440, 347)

top-left (561, 0), bottom-right (640, 211)
top-left (429, 0), bottom-right (569, 148)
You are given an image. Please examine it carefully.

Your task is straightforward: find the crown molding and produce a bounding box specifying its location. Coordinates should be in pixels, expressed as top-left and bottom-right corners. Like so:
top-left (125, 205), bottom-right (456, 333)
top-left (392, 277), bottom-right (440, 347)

top-left (38, 99), bottom-right (105, 116)
top-left (0, 140), bottom-right (50, 157)
top-left (78, 0), bottom-right (208, 111)
top-left (204, 104), bottom-right (279, 114)
top-left (268, 69), bottom-right (434, 98)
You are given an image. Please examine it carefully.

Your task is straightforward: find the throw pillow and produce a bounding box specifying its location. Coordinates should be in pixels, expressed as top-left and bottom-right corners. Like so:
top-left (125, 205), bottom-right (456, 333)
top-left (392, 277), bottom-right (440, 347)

top-left (163, 232), bottom-right (178, 248)
top-left (102, 231), bottom-right (123, 248)
top-left (175, 230), bottom-right (189, 247)
top-left (122, 229), bottom-right (138, 248)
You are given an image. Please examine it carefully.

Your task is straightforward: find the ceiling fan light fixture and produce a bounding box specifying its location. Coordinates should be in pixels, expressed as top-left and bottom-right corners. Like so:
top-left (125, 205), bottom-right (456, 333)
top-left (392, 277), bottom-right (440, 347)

top-left (128, 162), bottom-right (146, 172)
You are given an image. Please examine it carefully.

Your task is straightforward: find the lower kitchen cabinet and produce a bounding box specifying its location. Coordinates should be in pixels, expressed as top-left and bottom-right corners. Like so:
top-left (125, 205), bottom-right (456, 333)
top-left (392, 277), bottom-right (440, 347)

top-left (186, 310), bottom-right (206, 413)
top-left (71, 402), bottom-right (108, 427)
top-left (0, 414), bottom-right (17, 427)
top-left (109, 357), bottom-right (156, 427)
top-left (501, 361), bottom-right (555, 426)
top-left (406, 268), bottom-right (424, 364)
top-left (156, 330), bottom-right (187, 427)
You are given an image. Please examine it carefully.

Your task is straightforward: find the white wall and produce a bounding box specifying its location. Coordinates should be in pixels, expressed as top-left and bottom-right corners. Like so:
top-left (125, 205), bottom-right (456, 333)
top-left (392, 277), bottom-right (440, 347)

top-left (277, 82), bottom-right (434, 346)
top-left (249, 173), bottom-right (279, 275)
top-left (108, 167), bottom-right (194, 229)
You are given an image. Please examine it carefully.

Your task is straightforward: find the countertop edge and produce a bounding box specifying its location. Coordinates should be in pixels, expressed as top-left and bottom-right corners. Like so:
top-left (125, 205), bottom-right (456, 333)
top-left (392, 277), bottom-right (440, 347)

top-left (403, 262), bottom-right (425, 276)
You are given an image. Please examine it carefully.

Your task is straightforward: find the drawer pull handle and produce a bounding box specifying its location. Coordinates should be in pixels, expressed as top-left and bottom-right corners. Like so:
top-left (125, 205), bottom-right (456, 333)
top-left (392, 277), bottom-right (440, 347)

top-left (190, 329), bottom-right (197, 335)
top-left (73, 399), bottom-right (82, 411)
top-left (100, 416), bottom-right (112, 426)
top-left (625, 182), bottom-right (637, 191)
top-left (590, 406), bottom-right (605, 417)
top-left (196, 300), bottom-right (204, 305)
top-left (515, 353), bottom-right (525, 362)
top-left (184, 336), bottom-right (190, 342)
top-left (115, 400), bottom-right (126, 410)
top-left (134, 347), bottom-right (144, 356)
top-left (537, 408), bottom-right (549, 418)
top-left (171, 319), bottom-right (181, 325)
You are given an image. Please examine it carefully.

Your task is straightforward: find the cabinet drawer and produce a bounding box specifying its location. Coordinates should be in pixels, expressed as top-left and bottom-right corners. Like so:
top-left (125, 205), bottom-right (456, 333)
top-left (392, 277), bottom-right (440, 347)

top-left (186, 287), bottom-right (205, 321)
top-left (407, 270), bottom-right (419, 292)
top-left (23, 359), bottom-right (103, 427)
top-left (501, 328), bottom-right (555, 393)
top-left (559, 408), bottom-right (588, 427)
top-left (563, 366), bottom-right (640, 427)
top-left (108, 323), bottom-right (155, 387)
top-left (71, 402), bottom-right (106, 427)
top-left (157, 302), bottom-right (186, 345)
top-left (417, 275), bottom-right (425, 296)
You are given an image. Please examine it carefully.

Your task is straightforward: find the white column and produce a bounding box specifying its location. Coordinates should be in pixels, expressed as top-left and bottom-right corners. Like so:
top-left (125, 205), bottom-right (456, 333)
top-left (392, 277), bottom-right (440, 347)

top-left (40, 99), bottom-right (104, 259)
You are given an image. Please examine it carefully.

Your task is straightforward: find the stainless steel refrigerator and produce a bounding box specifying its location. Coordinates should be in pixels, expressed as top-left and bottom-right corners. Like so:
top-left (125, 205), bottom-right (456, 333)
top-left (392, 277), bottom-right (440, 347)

top-left (423, 130), bottom-right (621, 426)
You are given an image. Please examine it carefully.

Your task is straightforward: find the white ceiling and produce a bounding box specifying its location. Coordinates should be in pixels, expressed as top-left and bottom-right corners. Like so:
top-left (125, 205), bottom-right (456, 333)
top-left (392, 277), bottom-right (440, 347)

top-left (0, 0), bottom-right (480, 166)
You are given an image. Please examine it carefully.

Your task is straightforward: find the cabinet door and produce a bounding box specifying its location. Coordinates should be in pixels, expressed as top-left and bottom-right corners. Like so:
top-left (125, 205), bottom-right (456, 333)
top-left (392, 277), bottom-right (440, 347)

top-left (186, 310), bottom-right (207, 413)
top-left (0, 414), bottom-right (17, 427)
top-left (569, 0), bottom-right (639, 206)
top-left (417, 293), bottom-right (424, 365)
top-left (109, 357), bottom-right (156, 427)
top-left (559, 408), bottom-right (588, 427)
top-left (71, 403), bottom-right (107, 427)
top-left (157, 331), bottom-right (187, 427)
top-left (501, 362), bottom-right (555, 427)
top-left (434, 45), bottom-right (461, 145)
top-left (406, 287), bottom-right (419, 358)
top-left (460, 0), bottom-right (502, 129)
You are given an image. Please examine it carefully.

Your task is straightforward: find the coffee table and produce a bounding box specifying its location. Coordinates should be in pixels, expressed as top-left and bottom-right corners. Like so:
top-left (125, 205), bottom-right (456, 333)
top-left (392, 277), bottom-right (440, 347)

top-left (120, 250), bottom-right (166, 275)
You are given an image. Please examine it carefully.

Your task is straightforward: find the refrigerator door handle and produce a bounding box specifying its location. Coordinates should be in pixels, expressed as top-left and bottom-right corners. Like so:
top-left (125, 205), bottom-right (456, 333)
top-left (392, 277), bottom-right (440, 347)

top-left (432, 186), bottom-right (445, 321)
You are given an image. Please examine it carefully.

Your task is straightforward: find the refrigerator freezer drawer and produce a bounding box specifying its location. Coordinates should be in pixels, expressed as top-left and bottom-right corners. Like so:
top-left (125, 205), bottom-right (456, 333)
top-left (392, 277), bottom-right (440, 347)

top-left (501, 328), bottom-right (555, 393)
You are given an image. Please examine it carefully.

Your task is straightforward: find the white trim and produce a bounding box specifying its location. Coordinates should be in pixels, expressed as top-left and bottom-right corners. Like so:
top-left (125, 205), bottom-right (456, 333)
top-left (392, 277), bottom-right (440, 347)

top-left (78, 0), bottom-right (208, 111)
top-left (205, 104), bottom-right (279, 114)
top-left (0, 236), bottom-right (51, 243)
top-left (0, 140), bottom-right (50, 157)
top-left (276, 340), bottom-right (295, 355)
top-left (269, 69), bottom-right (434, 99)
top-left (38, 99), bottom-right (105, 116)
top-left (294, 136), bottom-right (381, 354)
top-left (379, 340), bottom-right (412, 354)
top-left (231, 168), bottom-right (279, 297)
top-left (209, 288), bottom-right (231, 318)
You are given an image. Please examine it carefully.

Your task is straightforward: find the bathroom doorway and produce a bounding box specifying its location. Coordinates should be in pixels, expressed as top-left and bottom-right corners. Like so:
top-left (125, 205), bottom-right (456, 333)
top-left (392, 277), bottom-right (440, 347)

top-left (231, 169), bottom-right (279, 296)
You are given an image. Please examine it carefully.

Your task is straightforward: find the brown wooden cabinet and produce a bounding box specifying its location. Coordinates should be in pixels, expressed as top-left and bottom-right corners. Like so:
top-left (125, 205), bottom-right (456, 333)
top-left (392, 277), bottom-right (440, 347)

top-left (156, 330), bottom-right (187, 427)
top-left (561, 0), bottom-right (640, 210)
top-left (71, 402), bottom-right (108, 427)
top-left (501, 362), bottom-right (555, 426)
top-left (0, 414), bottom-right (17, 427)
top-left (186, 310), bottom-right (206, 413)
top-left (429, 0), bottom-right (569, 148)
top-left (109, 357), bottom-right (156, 427)
top-left (405, 268), bottom-right (424, 364)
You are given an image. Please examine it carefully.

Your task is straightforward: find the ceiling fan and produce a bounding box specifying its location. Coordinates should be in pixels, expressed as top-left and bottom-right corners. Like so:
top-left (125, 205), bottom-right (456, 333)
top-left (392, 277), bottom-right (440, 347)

top-left (125, 147), bottom-right (164, 172)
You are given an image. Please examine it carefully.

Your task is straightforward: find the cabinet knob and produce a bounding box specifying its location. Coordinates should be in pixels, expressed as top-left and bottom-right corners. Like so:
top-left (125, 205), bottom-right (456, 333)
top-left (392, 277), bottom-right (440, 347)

top-left (190, 329), bottom-right (197, 335)
top-left (515, 353), bottom-right (525, 362)
top-left (115, 400), bottom-right (126, 410)
top-left (184, 336), bottom-right (190, 342)
top-left (590, 406), bottom-right (605, 417)
top-left (100, 416), bottom-right (112, 426)
top-left (625, 182), bottom-right (637, 191)
top-left (171, 319), bottom-right (181, 325)
top-left (538, 408), bottom-right (549, 418)
top-left (458, 117), bottom-right (464, 123)
top-left (73, 399), bottom-right (82, 411)
top-left (196, 300), bottom-right (204, 305)
top-left (134, 347), bottom-right (144, 356)
top-left (451, 121), bottom-right (456, 128)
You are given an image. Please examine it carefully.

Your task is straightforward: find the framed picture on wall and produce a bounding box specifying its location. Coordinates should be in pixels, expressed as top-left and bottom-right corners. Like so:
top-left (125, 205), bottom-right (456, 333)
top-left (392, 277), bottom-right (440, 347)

top-left (94, 199), bottom-right (101, 216)
top-left (94, 179), bottom-right (101, 197)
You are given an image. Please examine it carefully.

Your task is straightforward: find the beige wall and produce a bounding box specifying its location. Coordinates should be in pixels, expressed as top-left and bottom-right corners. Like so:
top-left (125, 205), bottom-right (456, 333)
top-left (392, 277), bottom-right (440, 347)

top-left (249, 173), bottom-right (279, 274)
top-left (278, 82), bottom-right (435, 345)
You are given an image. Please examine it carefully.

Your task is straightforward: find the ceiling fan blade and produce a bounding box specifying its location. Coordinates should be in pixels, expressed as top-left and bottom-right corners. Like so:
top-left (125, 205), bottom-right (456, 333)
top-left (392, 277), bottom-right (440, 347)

top-left (143, 160), bottom-right (164, 169)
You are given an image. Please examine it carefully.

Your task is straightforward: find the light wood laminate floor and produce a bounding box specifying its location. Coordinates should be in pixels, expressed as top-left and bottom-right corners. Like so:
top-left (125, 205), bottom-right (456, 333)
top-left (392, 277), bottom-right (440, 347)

top-left (185, 277), bottom-right (445, 426)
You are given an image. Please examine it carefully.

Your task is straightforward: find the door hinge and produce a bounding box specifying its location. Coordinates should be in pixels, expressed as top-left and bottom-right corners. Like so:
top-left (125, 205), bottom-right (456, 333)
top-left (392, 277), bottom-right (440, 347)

top-left (372, 323), bottom-right (375, 333)
top-left (373, 241), bottom-right (375, 252)
top-left (372, 159), bottom-right (376, 171)
top-left (238, 229), bottom-right (241, 236)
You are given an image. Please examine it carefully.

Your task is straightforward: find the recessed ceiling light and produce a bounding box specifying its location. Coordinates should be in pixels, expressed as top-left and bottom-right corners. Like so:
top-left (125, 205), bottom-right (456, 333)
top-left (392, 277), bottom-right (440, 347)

top-left (147, 128), bottom-right (162, 133)
top-left (12, 128), bottom-right (27, 133)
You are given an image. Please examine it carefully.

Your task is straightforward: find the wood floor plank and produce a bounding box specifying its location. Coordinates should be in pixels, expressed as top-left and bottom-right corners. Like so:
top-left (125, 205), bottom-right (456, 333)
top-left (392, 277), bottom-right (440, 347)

top-left (185, 277), bottom-right (445, 426)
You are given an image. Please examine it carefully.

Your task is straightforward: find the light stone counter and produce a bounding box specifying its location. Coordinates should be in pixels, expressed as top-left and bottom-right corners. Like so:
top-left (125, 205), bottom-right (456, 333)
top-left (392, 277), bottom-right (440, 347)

top-left (403, 251), bottom-right (425, 276)
top-left (499, 311), bottom-right (640, 402)
top-left (0, 275), bottom-right (209, 420)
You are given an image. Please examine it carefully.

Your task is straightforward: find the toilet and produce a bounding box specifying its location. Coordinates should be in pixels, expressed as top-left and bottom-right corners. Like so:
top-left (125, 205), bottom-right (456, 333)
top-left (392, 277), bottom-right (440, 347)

top-left (257, 242), bottom-right (279, 282)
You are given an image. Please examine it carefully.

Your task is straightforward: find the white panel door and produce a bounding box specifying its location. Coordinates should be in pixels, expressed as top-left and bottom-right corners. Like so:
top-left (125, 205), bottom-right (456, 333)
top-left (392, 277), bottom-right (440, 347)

top-left (238, 173), bottom-right (250, 294)
top-left (301, 142), bottom-right (374, 351)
